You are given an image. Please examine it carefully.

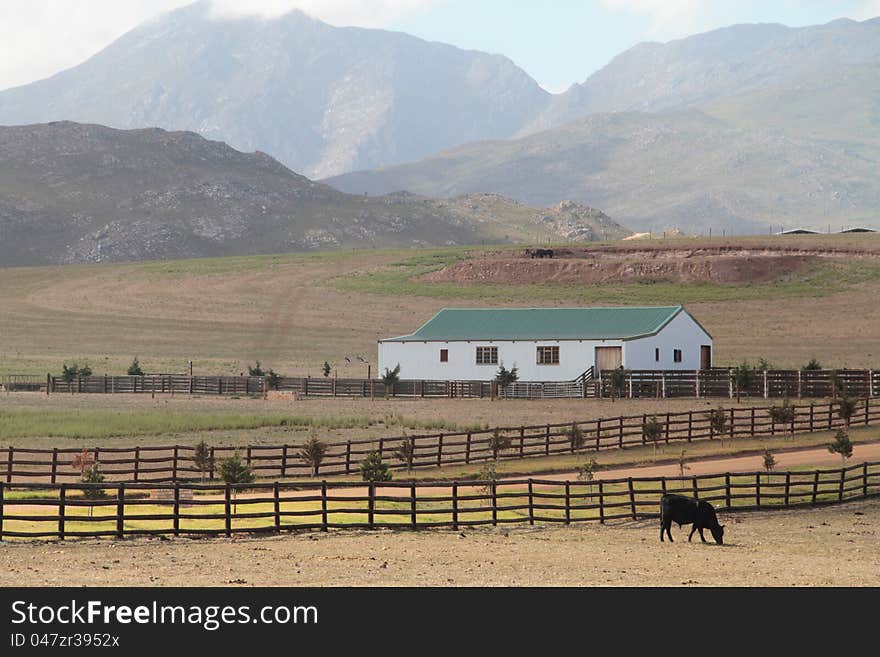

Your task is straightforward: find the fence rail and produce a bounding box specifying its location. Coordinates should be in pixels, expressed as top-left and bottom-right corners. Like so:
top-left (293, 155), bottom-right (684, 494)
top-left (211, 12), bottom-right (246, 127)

top-left (40, 368), bottom-right (879, 399)
top-left (2, 397), bottom-right (876, 485)
top-left (1, 461), bottom-right (877, 540)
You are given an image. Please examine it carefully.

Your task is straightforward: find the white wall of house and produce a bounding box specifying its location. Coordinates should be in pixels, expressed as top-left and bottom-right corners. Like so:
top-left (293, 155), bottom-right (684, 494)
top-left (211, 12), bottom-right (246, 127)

top-left (624, 310), bottom-right (713, 371)
top-left (378, 310), bottom-right (713, 381)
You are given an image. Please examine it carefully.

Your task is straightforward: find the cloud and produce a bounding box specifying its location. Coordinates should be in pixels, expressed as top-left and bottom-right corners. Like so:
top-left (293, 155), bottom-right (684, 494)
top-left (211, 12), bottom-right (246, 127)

top-left (600, 0), bottom-right (710, 39)
top-left (209, 0), bottom-right (440, 27)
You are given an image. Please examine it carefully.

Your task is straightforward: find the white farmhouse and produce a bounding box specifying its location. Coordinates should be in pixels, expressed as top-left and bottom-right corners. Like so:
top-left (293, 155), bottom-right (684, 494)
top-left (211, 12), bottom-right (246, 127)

top-left (377, 306), bottom-right (713, 382)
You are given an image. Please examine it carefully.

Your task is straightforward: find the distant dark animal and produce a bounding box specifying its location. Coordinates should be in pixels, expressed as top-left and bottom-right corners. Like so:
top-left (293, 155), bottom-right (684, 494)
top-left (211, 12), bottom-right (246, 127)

top-left (525, 248), bottom-right (554, 259)
top-left (659, 494), bottom-right (724, 544)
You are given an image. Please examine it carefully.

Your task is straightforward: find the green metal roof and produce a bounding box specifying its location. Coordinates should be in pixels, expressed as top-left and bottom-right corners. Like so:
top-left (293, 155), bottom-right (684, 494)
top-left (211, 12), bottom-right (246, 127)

top-left (382, 306), bottom-right (694, 342)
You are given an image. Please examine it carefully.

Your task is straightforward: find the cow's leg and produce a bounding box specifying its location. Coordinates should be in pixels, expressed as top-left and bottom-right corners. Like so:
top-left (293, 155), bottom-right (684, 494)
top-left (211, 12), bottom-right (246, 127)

top-left (688, 525), bottom-right (697, 542)
top-left (660, 521), bottom-right (665, 542)
top-left (698, 527), bottom-right (707, 543)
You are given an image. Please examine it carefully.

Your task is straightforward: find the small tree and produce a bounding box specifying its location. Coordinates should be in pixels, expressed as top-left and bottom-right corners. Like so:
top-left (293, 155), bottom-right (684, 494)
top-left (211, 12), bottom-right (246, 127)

top-left (830, 371), bottom-right (845, 400)
top-left (322, 361), bottom-right (331, 378)
top-left (763, 449), bottom-right (777, 474)
top-left (488, 429), bottom-right (512, 461)
top-left (828, 429), bottom-right (853, 467)
top-left (360, 450), bottom-right (392, 482)
top-left (299, 434), bottom-right (328, 477)
top-left (836, 396), bottom-right (857, 429)
top-left (802, 358), bottom-right (822, 371)
top-left (61, 361), bottom-right (92, 382)
top-left (767, 399), bottom-right (796, 438)
top-left (707, 407), bottom-right (728, 445)
top-left (757, 358), bottom-right (772, 371)
top-left (608, 367), bottom-right (627, 401)
top-left (642, 415), bottom-right (663, 454)
top-left (381, 364), bottom-right (401, 398)
top-left (494, 362), bottom-right (519, 389)
top-left (127, 357), bottom-right (144, 376)
top-left (248, 361), bottom-right (265, 377)
top-left (217, 452), bottom-right (255, 512)
top-left (394, 435), bottom-right (416, 472)
top-left (265, 369), bottom-right (283, 390)
top-left (577, 458), bottom-right (599, 499)
top-left (567, 422), bottom-right (585, 453)
top-left (730, 361), bottom-right (754, 403)
top-left (81, 462), bottom-right (107, 518)
top-left (192, 440), bottom-right (214, 482)
top-left (677, 450), bottom-right (690, 478)
top-left (477, 462), bottom-right (499, 498)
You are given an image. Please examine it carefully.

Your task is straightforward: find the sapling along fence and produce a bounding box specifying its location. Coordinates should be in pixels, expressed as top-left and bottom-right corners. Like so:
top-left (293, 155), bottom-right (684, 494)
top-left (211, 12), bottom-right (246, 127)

top-left (2, 398), bottom-right (877, 484)
top-left (0, 462), bottom-right (877, 540)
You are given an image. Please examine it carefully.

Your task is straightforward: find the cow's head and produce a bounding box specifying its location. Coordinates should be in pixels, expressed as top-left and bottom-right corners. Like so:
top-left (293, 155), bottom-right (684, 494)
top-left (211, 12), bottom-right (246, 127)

top-left (710, 524), bottom-right (725, 545)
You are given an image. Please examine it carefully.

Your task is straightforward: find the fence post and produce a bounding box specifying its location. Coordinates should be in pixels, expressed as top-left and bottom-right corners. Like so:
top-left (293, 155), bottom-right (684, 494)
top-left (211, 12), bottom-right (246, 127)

top-left (281, 445), bottom-right (288, 478)
top-left (596, 419), bottom-right (601, 451)
top-left (208, 447), bottom-right (215, 481)
top-left (812, 470), bottom-right (819, 505)
top-left (839, 467), bottom-right (845, 502)
top-left (0, 482), bottom-right (4, 542)
top-left (730, 408), bottom-right (735, 440)
top-left (756, 473), bottom-right (761, 508)
top-left (520, 427), bottom-right (525, 458)
top-left (598, 481), bottom-right (605, 524)
top-left (411, 482), bottom-right (418, 529)
top-left (437, 434), bottom-right (444, 467)
top-left (378, 438), bottom-right (384, 462)
top-left (865, 397), bottom-right (870, 427)
top-left (628, 373), bottom-right (633, 399)
top-left (628, 478), bottom-right (636, 519)
top-left (662, 373), bottom-right (667, 399)
top-left (527, 479), bottom-right (534, 526)
top-left (172, 446), bottom-right (179, 483)
top-left (491, 481), bottom-right (498, 527)
top-left (59, 484), bottom-right (66, 540)
top-left (695, 369), bottom-right (700, 398)
top-left (452, 482), bottom-right (459, 531)
top-left (368, 483), bottom-right (375, 529)
top-left (750, 407), bottom-right (755, 436)
top-left (133, 446), bottom-right (140, 483)
top-left (224, 484), bottom-right (232, 537)
top-left (870, 370), bottom-right (875, 398)
top-left (51, 448), bottom-right (58, 485)
top-left (345, 441), bottom-right (352, 475)
top-left (809, 403), bottom-right (815, 432)
top-left (275, 482), bottom-right (282, 532)
top-left (564, 481), bottom-right (571, 525)
top-left (797, 370), bottom-right (803, 399)
top-left (321, 481), bottom-right (328, 532)
top-left (763, 370), bottom-right (768, 398)
top-left (47, 373), bottom-right (52, 395)
top-left (642, 414), bottom-right (647, 445)
top-left (173, 482), bottom-right (180, 537)
top-left (725, 473), bottom-right (731, 508)
top-left (687, 411), bottom-right (693, 442)
top-left (6, 447), bottom-right (13, 483)
top-left (828, 402), bottom-right (833, 430)
top-left (692, 475), bottom-right (699, 499)
top-left (784, 472), bottom-right (791, 506)
top-left (246, 446), bottom-right (252, 467)
top-left (618, 416), bottom-right (624, 448)
top-left (545, 424), bottom-right (551, 456)
top-left (863, 462), bottom-right (869, 498)
top-left (465, 432), bottom-right (472, 464)
top-left (665, 413), bottom-right (670, 444)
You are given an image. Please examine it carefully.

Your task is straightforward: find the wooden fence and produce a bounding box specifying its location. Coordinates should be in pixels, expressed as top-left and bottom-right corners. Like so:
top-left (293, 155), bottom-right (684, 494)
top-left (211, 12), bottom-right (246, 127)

top-left (599, 368), bottom-right (880, 399)
top-left (42, 368), bottom-right (879, 399)
top-left (2, 397), bottom-right (877, 485)
top-left (1, 462), bottom-right (877, 540)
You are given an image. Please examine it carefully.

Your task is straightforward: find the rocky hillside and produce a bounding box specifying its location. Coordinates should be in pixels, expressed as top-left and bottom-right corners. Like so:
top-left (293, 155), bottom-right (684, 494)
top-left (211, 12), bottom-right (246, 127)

top-left (0, 1), bottom-right (549, 179)
top-left (0, 122), bottom-right (628, 266)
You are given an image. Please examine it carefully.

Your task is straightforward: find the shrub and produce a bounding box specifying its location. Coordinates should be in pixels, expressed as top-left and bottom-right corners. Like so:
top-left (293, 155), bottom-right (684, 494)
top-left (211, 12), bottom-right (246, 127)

top-left (322, 361), bottom-right (331, 378)
top-left (381, 364), bottom-right (401, 397)
top-left (763, 449), bottom-right (777, 473)
top-left (217, 452), bottom-right (255, 512)
top-left (767, 399), bottom-right (796, 433)
top-left (127, 357), bottom-right (144, 376)
top-left (706, 407), bottom-right (728, 442)
top-left (488, 429), bottom-right (512, 461)
top-left (802, 358), bottom-right (822, 371)
top-left (265, 369), bottom-right (283, 390)
top-left (642, 416), bottom-right (663, 452)
top-left (836, 397), bottom-right (857, 428)
top-left (248, 361), bottom-right (265, 377)
top-left (567, 423), bottom-right (585, 453)
top-left (299, 434), bottom-right (328, 477)
top-left (677, 450), bottom-right (690, 477)
top-left (828, 429), bottom-right (853, 467)
top-left (193, 440), bottom-right (214, 482)
top-left (80, 462), bottom-right (107, 517)
top-left (757, 358), bottom-right (772, 371)
top-left (494, 363), bottom-right (519, 388)
top-left (477, 462), bottom-right (499, 497)
top-left (61, 362), bottom-right (92, 382)
top-left (608, 368), bottom-right (627, 401)
top-left (394, 436), bottom-right (416, 471)
top-left (577, 458), bottom-right (599, 499)
top-left (360, 450), bottom-right (392, 482)
top-left (730, 362), bottom-right (754, 403)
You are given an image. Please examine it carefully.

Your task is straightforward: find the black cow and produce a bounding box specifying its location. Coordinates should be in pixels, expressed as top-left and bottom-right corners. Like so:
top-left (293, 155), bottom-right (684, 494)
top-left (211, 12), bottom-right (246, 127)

top-left (659, 494), bottom-right (724, 544)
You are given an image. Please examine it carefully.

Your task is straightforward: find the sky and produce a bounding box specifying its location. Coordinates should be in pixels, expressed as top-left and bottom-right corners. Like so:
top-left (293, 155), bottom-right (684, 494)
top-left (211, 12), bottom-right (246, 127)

top-left (1, 0), bottom-right (878, 93)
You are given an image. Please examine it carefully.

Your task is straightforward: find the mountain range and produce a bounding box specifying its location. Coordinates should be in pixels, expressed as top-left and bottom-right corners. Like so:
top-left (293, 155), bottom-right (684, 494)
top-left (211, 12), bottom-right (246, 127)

top-left (0, 121), bottom-right (627, 265)
top-left (1, 4), bottom-right (879, 245)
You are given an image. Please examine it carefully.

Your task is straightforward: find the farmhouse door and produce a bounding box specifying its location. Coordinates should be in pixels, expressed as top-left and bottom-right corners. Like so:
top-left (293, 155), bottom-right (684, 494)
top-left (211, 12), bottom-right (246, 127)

top-left (595, 346), bottom-right (622, 372)
top-left (700, 345), bottom-right (712, 370)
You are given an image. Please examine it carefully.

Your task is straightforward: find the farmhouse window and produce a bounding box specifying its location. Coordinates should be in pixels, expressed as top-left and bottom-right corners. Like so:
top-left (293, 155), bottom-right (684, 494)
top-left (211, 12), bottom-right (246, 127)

top-left (440, 349), bottom-right (448, 363)
top-left (655, 348), bottom-right (660, 362)
top-left (475, 346), bottom-right (498, 365)
top-left (673, 349), bottom-right (682, 363)
top-left (536, 346), bottom-right (560, 365)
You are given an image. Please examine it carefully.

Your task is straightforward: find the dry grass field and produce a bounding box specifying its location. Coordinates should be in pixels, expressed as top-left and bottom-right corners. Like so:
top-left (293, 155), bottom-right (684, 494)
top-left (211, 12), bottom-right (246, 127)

top-left (2, 497), bottom-right (877, 586)
top-left (1, 234), bottom-right (879, 378)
